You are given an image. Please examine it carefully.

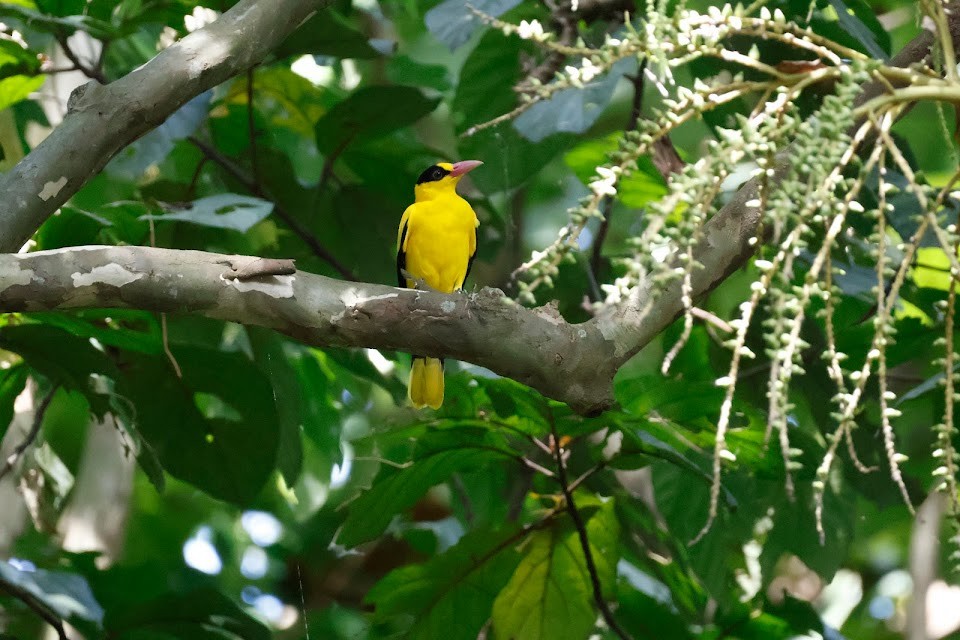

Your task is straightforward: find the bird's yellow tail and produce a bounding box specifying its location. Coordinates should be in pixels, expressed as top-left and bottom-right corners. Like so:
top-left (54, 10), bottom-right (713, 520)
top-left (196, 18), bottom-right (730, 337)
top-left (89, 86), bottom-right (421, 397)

top-left (409, 357), bottom-right (444, 409)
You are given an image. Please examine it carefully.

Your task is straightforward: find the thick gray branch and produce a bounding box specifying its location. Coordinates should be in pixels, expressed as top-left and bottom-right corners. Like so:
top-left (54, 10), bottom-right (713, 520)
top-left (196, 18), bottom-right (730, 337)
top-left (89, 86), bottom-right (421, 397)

top-left (1, 5), bottom-right (958, 419)
top-left (0, 247), bottom-right (619, 414)
top-left (0, 0), bottom-right (331, 253)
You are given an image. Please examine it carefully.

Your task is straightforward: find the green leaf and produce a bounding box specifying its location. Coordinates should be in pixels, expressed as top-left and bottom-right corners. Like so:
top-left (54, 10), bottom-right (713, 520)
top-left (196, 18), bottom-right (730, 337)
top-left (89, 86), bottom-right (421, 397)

top-left (473, 377), bottom-right (549, 436)
top-left (338, 449), bottom-right (497, 547)
top-left (426, 0), bottom-right (521, 50)
top-left (325, 346), bottom-right (407, 406)
top-left (106, 588), bottom-right (269, 640)
top-left (387, 55), bottom-right (450, 92)
top-left (0, 363), bottom-right (27, 442)
top-left (826, 0), bottom-right (889, 60)
top-left (760, 482), bottom-right (854, 583)
top-left (367, 527), bottom-right (522, 639)
top-left (565, 134), bottom-right (667, 208)
top-left (0, 560), bottom-right (104, 627)
top-left (248, 329), bottom-right (303, 486)
top-left (616, 422), bottom-right (737, 508)
top-left (454, 28), bottom-right (526, 127)
top-left (119, 348), bottom-right (279, 505)
top-left (0, 323), bottom-right (118, 415)
top-left (0, 5), bottom-right (114, 39)
top-left (618, 584), bottom-right (693, 640)
top-left (107, 92), bottom-right (210, 180)
top-left (514, 58), bottom-right (636, 142)
top-left (314, 85), bottom-right (439, 154)
top-left (275, 9), bottom-right (380, 59)
top-left (0, 37), bottom-right (40, 79)
top-left (26, 310), bottom-right (160, 355)
top-left (651, 461), bottom-right (756, 603)
top-left (0, 74), bottom-right (43, 112)
top-left (491, 499), bottom-right (619, 640)
top-left (140, 194), bottom-right (274, 232)
top-left (455, 30), bottom-right (573, 191)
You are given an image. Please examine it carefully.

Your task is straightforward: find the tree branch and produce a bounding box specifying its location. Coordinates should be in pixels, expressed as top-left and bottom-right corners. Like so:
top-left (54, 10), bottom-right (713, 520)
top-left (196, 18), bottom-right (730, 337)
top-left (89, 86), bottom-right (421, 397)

top-left (0, 4), bottom-right (954, 421)
top-left (0, 0), bottom-right (333, 253)
top-left (0, 247), bottom-right (618, 414)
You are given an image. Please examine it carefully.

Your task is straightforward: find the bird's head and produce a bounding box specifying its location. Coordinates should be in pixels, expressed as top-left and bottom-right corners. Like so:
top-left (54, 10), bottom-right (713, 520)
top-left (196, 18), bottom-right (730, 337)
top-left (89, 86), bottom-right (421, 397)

top-left (414, 160), bottom-right (482, 199)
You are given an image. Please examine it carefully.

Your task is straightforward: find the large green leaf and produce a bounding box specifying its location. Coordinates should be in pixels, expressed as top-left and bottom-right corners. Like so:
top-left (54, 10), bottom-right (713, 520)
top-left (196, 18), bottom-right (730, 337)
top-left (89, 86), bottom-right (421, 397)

top-left (491, 498), bottom-right (619, 640)
top-left (314, 85), bottom-right (439, 154)
top-left (107, 92), bottom-right (210, 180)
top-left (25, 310), bottom-right (160, 355)
top-left (826, 0), bottom-right (889, 60)
top-left (275, 9), bottom-right (380, 59)
top-left (338, 448), bottom-right (497, 547)
top-left (0, 37), bottom-right (40, 80)
top-left (425, 0), bottom-right (522, 50)
top-left (0, 560), bottom-right (103, 628)
top-left (0, 74), bottom-right (43, 112)
top-left (367, 527), bottom-right (522, 639)
top-left (455, 30), bottom-right (573, 191)
top-left (565, 133), bottom-right (668, 208)
top-left (106, 588), bottom-right (269, 640)
top-left (0, 4), bottom-right (114, 39)
top-left (141, 194), bottom-right (274, 232)
top-left (454, 28), bottom-right (523, 127)
top-left (514, 58), bottom-right (636, 142)
top-left (119, 348), bottom-right (280, 505)
top-left (618, 584), bottom-right (694, 640)
top-left (0, 363), bottom-right (27, 442)
top-left (0, 323), bottom-right (118, 415)
top-left (248, 329), bottom-right (303, 486)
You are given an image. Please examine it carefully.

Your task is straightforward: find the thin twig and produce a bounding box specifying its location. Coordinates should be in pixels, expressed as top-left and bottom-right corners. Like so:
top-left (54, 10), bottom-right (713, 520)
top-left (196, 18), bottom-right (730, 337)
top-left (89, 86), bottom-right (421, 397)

top-left (590, 69), bottom-right (647, 281)
top-left (0, 575), bottom-right (70, 640)
top-left (55, 34), bottom-right (106, 84)
top-left (187, 136), bottom-right (357, 281)
top-left (185, 157), bottom-right (207, 200)
top-left (589, 198), bottom-right (616, 289)
top-left (548, 414), bottom-right (631, 640)
top-left (0, 384), bottom-right (59, 482)
top-left (246, 66), bottom-right (260, 188)
top-left (506, 467), bottom-right (533, 521)
top-left (450, 473), bottom-right (476, 526)
top-left (148, 217), bottom-right (183, 378)
top-left (160, 314), bottom-right (182, 379)
top-left (690, 307), bottom-right (733, 333)
top-left (521, 0), bottom-right (577, 87)
top-left (318, 135), bottom-right (353, 193)
top-left (94, 38), bottom-right (108, 79)
top-left (39, 65), bottom-right (81, 75)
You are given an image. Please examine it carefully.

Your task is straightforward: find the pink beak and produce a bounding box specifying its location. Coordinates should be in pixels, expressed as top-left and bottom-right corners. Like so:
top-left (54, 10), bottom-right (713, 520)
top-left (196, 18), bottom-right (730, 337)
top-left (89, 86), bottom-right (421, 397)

top-left (450, 160), bottom-right (483, 177)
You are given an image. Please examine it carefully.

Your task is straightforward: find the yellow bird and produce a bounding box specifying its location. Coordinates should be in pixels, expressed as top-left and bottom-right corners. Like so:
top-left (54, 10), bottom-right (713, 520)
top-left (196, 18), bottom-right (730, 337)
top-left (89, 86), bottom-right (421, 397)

top-left (397, 160), bottom-right (483, 409)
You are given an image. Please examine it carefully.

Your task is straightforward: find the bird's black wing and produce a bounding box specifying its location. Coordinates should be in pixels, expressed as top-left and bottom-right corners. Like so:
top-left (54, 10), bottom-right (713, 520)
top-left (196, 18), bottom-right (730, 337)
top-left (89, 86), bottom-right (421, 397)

top-left (463, 225), bottom-right (477, 287)
top-left (397, 219), bottom-right (409, 288)
top-left (464, 248), bottom-right (476, 286)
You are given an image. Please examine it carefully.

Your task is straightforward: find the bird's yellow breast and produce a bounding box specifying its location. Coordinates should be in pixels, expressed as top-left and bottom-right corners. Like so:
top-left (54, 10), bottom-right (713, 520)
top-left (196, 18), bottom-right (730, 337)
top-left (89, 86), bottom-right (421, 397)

top-left (401, 193), bottom-right (477, 293)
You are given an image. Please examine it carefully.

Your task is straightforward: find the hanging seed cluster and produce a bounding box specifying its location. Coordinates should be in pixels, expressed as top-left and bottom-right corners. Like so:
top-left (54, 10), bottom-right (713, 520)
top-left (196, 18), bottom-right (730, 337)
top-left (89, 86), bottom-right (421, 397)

top-left (474, 0), bottom-right (960, 557)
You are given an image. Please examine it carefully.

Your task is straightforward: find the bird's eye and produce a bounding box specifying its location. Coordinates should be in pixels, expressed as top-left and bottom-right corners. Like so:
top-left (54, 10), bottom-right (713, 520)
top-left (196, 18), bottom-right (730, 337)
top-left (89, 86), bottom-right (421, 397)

top-left (433, 169), bottom-right (444, 180)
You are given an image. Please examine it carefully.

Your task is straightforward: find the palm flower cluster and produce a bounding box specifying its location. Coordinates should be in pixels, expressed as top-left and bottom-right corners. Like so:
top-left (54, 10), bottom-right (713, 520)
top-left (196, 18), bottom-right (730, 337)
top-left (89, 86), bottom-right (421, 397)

top-left (475, 0), bottom-right (960, 550)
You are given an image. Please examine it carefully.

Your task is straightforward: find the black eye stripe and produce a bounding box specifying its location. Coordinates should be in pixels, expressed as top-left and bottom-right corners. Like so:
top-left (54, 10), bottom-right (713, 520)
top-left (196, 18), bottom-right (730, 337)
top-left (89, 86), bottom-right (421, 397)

top-left (417, 164), bottom-right (451, 185)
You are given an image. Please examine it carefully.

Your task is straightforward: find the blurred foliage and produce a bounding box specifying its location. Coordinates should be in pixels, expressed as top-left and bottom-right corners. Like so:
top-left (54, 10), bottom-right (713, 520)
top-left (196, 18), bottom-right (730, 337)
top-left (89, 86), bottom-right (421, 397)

top-left (0, 0), bottom-right (956, 639)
